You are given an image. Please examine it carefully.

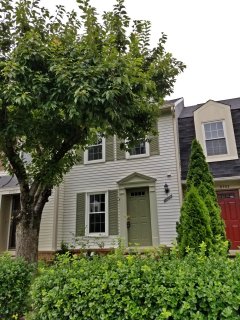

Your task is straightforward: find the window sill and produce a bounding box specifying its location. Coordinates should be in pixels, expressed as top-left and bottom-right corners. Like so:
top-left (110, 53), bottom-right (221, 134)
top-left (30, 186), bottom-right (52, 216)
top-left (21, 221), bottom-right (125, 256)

top-left (126, 154), bottom-right (150, 160)
top-left (85, 234), bottom-right (109, 238)
top-left (206, 154), bottom-right (239, 163)
top-left (84, 159), bottom-right (105, 165)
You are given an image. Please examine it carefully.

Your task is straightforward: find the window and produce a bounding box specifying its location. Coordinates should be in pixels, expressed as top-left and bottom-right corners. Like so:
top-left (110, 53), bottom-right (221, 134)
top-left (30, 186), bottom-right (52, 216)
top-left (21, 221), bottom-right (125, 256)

top-left (203, 121), bottom-right (227, 156)
top-left (84, 136), bottom-right (105, 164)
top-left (126, 140), bottom-right (149, 159)
top-left (87, 192), bottom-right (108, 235)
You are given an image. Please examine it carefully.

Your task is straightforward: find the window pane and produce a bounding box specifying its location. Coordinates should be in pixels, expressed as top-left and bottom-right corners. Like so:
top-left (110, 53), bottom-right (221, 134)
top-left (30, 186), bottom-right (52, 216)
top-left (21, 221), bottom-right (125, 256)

top-left (212, 130), bottom-right (218, 139)
top-left (211, 122), bottom-right (217, 130)
top-left (216, 122), bottom-right (223, 130)
top-left (89, 212), bottom-right (105, 233)
top-left (205, 131), bottom-right (212, 140)
top-left (204, 123), bottom-right (211, 132)
top-left (206, 138), bottom-right (227, 155)
top-left (88, 145), bottom-right (102, 161)
top-left (218, 129), bottom-right (224, 138)
top-left (129, 141), bottom-right (146, 156)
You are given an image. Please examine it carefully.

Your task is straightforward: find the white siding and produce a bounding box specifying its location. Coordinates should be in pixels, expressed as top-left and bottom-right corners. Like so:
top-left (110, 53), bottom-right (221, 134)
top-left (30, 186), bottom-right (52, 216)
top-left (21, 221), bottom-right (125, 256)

top-left (38, 191), bottom-right (55, 251)
top-left (61, 113), bottom-right (182, 248)
top-left (57, 184), bottom-right (64, 249)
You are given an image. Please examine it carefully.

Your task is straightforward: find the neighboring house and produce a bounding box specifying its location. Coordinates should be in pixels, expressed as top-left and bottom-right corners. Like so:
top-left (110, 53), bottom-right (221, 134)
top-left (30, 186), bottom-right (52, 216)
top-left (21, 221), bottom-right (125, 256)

top-left (178, 98), bottom-right (240, 249)
top-left (0, 99), bottom-right (184, 257)
top-left (0, 170), bottom-right (62, 259)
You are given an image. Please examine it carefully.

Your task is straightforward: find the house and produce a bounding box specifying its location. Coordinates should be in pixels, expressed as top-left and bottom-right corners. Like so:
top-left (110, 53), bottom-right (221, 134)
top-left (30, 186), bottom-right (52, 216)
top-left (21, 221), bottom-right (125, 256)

top-left (60, 99), bottom-right (183, 251)
top-left (178, 98), bottom-right (240, 249)
top-left (0, 99), bottom-right (184, 257)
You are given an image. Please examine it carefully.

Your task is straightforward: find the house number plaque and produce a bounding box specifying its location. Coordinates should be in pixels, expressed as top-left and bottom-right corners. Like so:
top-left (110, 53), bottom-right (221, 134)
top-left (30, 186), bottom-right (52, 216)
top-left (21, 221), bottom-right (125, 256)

top-left (164, 194), bottom-right (173, 203)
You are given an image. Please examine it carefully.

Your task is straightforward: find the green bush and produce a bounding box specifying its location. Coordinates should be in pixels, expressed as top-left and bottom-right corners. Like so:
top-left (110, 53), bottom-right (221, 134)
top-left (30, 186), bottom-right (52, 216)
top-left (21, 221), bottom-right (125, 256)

top-left (0, 254), bottom-right (33, 319)
top-left (177, 139), bottom-right (226, 254)
top-left (31, 252), bottom-right (240, 319)
top-left (177, 186), bottom-right (213, 255)
top-left (186, 139), bottom-right (226, 240)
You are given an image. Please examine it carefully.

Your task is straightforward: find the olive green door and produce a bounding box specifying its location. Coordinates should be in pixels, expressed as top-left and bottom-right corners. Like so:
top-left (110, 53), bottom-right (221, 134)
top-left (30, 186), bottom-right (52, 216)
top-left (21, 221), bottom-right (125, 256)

top-left (127, 187), bottom-right (152, 246)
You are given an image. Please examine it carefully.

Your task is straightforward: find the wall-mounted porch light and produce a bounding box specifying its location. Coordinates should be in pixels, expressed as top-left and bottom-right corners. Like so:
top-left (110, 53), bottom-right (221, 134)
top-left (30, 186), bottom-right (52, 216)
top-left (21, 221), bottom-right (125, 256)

top-left (164, 183), bottom-right (170, 194)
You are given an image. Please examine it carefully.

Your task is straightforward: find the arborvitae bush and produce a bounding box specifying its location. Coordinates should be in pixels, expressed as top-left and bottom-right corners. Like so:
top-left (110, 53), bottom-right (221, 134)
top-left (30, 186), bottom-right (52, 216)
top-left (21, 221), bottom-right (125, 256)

top-left (177, 139), bottom-right (226, 253)
top-left (178, 186), bottom-right (213, 255)
top-left (186, 139), bottom-right (216, 200)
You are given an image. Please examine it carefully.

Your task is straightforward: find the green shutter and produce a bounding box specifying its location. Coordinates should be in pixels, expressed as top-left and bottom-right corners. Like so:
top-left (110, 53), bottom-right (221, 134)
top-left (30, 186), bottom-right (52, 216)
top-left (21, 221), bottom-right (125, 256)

top-left (149, 121), bottom-right (160, 156)
top-left (106, 136), bottom-right (114, 162)
top-left (76, 193), bottom-right (85, 236)
top-left (76, 147), bottom-right (84, 165)
top-left (116, 137), bottom-right (125, 160)
top-left (108, 190), bottom-right (119, 235)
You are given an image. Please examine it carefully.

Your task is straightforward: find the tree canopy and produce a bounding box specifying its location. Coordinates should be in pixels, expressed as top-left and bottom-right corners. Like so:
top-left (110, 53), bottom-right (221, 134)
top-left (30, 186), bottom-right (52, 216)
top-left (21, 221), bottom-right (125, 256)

top-left (0, 0), bottom-right (185, 262)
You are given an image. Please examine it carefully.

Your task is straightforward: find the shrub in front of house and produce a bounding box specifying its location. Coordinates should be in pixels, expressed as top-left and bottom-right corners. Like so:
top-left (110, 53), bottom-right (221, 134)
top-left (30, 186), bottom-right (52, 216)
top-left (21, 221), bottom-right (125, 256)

top-left (177, 139), bottom-right (226, 255)
top-left (30, 252), bottom-right (240, 319)
top-left (0, 254), bottom-right (33, 319)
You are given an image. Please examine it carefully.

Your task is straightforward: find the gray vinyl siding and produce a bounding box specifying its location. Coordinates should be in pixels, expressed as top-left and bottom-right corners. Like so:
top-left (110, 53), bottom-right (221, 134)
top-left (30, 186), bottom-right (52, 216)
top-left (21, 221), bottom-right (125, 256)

top-left (38, 191), bottom-right (55, 251)
top-left (57, 184), bottom-right (64, 249)
top-left (61, 113), bottom-right (182, 248)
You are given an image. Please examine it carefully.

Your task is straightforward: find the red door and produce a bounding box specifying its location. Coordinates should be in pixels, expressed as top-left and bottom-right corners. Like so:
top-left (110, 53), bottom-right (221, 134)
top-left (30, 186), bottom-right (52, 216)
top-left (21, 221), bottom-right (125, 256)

top-left (217, 190), bottom-right (240, 249)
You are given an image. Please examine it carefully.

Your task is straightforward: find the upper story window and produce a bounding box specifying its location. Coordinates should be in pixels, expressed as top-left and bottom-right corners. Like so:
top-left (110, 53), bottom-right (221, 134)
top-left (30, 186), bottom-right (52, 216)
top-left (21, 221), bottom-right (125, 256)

top-left (203, 121), bottom-right (227, 156)
top-left (126, 140), bottom-right (150, 159)
top-left (193, 100), bottom-right (238, 162)
top-left (86, 192), bottom-right (108, 236)
top-left (84, 136), bottom-right (106, 164)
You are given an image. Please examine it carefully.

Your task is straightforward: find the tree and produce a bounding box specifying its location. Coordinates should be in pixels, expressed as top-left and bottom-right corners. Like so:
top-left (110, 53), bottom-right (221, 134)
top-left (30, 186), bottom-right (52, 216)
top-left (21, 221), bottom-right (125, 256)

top-left (177, 186), bottom-right (213, 255)
top-left (0, 0), bottom-right (185, 262)
top-left (177, 139), bottom-right (226, 254)
top-left (186, 139), bottom-right (226, 240)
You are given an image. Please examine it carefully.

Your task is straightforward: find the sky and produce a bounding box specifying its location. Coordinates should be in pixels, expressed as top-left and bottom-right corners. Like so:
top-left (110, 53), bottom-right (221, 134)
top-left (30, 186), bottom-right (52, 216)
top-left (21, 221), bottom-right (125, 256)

top-left (40, 0), bottom-right (240, 106)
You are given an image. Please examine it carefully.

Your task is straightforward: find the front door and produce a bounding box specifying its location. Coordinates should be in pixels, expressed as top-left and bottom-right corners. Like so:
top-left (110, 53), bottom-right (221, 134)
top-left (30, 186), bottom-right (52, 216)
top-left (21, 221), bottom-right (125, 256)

top-left (217, 190), bottom-right (240, 249)
top-left (127, 187), bottom-right (152, 246)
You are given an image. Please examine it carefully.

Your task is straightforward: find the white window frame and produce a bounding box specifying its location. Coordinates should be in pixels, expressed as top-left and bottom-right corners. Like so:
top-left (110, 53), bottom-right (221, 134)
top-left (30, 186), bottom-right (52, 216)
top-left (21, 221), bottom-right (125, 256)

top-left (202, 120), bottom-right (229, 157)
top-left (85, 191), bottom-right (108, 237)
top-left (84, 137), bottom-right (106, 164)
top-left (125, 140), bottom-right (150, 159)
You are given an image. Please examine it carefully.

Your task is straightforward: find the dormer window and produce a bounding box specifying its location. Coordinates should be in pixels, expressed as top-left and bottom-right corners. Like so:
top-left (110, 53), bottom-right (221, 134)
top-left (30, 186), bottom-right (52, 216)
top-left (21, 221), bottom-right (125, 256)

top-left (203, 121), bottom-right (227, 156)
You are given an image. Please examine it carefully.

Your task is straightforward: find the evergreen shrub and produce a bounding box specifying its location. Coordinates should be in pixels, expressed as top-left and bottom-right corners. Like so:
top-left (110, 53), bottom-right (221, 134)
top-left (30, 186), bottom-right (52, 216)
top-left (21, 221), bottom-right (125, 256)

top-left (30, 252), bottom-right (240, 320)
top-left (0, 254), bottom-right (33, 319)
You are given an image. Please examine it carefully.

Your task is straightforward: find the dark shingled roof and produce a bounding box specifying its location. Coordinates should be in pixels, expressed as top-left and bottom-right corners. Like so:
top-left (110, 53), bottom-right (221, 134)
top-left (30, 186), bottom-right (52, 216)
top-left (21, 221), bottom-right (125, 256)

top-left (179, 97), bottom-right (240, 118)
top-left (0, 176), bottom-right (18, 189)
top-left (166, 97), bottom-right (183, 104)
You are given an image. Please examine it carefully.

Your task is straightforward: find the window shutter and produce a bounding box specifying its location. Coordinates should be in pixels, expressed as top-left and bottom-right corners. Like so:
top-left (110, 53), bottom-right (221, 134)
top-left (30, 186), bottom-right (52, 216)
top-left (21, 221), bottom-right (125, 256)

top-left (116, 138), bottom-right (125, 160)
top-left (149, 122), bottom-right (160, 156)
top-left (76, 193), bottom-right (85, 236)
top-left (108, 190), bottom-right (119, 235)
top-left (76, 147), bottom-right (84, 165)
top-left (106, 136), bottom-right (114, 162)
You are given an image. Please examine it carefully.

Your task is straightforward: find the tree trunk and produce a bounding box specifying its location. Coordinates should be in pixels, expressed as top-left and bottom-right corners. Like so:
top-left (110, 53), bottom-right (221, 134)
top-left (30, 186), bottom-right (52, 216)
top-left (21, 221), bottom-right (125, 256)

top-left (16, 213), bottom-right (41, 264)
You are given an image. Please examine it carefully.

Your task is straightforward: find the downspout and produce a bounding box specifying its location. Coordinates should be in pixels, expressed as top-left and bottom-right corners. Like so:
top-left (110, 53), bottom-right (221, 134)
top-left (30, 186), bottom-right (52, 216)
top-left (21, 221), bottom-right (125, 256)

top-left (171, 102), bottom-right (184, 205)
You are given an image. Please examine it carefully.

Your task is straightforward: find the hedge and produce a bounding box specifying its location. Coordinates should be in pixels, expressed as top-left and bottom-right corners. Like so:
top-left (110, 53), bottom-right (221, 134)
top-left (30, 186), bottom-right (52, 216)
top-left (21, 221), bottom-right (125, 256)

top-left (30, 251), bottom-right (240, 319)
top-left (0, 254), bottom-right (33, 319)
